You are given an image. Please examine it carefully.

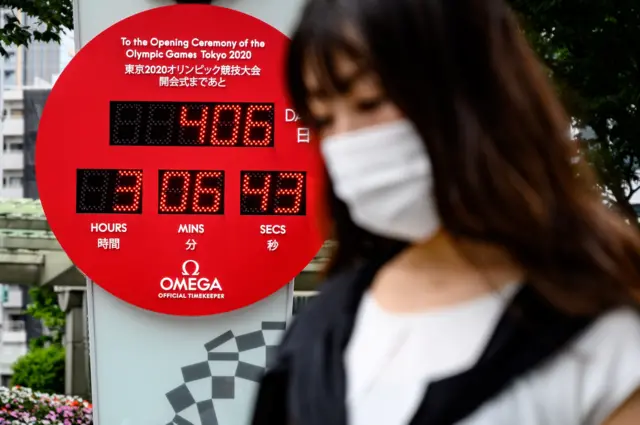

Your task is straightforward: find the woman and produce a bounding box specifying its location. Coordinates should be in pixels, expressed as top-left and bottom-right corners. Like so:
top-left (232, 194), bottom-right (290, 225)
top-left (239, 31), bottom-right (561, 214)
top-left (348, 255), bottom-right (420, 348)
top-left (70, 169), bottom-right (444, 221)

top-left (251, 0), bottom-right (640, 424)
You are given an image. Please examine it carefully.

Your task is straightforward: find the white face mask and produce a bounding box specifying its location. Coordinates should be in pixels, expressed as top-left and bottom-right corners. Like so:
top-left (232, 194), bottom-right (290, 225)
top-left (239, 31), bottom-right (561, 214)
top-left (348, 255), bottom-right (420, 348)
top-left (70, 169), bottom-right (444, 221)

top-left (320, 119), bottom-right (440, 242)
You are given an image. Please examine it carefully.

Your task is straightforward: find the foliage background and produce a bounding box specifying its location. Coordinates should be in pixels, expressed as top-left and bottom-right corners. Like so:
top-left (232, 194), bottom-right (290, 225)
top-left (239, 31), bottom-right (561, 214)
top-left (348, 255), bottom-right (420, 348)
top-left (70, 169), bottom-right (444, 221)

top-left (508, 1), bottom-right (640, 219)
top-left (0, 0), bottom-right (72, 57)
top-left (11, 286), bottom-right (66, 394)
top-left (11, 343), bottom-right (65, 394)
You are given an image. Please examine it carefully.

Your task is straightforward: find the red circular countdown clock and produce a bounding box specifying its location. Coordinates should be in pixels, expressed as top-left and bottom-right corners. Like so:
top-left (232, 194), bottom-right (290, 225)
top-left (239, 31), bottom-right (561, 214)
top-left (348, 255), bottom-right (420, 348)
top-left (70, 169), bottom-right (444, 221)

top-left (36, 5), bottom-right (325, 316)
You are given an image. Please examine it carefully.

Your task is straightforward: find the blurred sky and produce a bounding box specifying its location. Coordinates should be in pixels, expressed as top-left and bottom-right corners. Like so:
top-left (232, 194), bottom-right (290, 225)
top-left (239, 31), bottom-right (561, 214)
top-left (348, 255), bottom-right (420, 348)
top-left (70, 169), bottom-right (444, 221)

top-left (59, 29), bottom-right (75, 71)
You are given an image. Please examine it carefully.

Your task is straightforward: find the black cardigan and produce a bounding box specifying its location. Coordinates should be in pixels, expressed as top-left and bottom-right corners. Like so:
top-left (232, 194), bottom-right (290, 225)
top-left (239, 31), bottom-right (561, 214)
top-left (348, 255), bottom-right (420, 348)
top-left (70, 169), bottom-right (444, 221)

top-left (251, 260), bottom-right (595, 425)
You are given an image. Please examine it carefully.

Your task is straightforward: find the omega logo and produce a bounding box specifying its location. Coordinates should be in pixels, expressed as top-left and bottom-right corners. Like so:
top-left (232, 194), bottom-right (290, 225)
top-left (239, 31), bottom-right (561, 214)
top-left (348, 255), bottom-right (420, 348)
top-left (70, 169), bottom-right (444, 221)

top-left (160, 260), bottom-right (223, 291)
top-left (181, 260), bottom-right (200, 276)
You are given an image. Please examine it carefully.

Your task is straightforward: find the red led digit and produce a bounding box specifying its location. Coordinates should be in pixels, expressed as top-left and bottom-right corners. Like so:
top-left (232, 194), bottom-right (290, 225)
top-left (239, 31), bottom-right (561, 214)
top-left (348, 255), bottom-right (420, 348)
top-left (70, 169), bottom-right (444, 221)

top-left (210, 104), bottom-right (241, 146)
top-left (179, 105), bottom-right (209, 144)
top-left (274, 172), bottom-right (305, 214)
top-left (193, 171), bottom-right (223, 213)
top-left (159, 171), bottom-right (190, 213)
top-left (242, 104), bottom-right (274, 146)
top-left (242, 172), bottom-right (271, 212)
top-left (113, 170), bottom-right (143, 212)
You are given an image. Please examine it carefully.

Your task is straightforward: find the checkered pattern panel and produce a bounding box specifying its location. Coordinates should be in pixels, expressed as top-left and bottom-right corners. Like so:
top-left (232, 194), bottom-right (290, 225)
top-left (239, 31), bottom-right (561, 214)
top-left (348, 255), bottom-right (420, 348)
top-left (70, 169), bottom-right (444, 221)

top-left (164, 321), bottom-right (286, 425)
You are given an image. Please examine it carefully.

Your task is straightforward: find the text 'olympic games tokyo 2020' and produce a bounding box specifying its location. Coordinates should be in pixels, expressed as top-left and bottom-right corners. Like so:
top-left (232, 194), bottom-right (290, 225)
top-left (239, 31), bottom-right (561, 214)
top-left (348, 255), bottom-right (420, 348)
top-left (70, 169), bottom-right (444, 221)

top-left (120, 36), bottom-right (267, 88)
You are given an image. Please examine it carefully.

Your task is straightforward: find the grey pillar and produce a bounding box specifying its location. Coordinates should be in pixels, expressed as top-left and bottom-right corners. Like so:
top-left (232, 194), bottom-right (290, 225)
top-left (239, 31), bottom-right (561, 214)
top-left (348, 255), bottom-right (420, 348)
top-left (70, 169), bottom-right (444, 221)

top-left (57, 288), bottom-right (90, 399)
top-left (83, 290), bottom-right (91, 398)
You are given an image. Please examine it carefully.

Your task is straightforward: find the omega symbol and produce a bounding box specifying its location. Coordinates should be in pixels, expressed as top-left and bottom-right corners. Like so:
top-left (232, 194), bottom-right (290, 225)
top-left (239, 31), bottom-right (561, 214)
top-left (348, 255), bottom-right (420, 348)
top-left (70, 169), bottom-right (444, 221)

top-left (181, 260), bottom-right (200, 276)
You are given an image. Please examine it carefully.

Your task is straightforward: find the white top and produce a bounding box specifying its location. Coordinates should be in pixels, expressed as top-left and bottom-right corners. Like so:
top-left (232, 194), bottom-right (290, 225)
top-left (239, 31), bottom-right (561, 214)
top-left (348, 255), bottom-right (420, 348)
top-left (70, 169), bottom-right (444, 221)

top-left (345, 287), bottom-right (640, 425)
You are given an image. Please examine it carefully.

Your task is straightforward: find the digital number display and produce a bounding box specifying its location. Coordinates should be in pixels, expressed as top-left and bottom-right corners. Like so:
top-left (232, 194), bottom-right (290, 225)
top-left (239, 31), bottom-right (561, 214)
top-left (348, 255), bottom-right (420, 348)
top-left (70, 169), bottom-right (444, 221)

top-left (75, 169), bottom-right (307, 215)
top-left (240, 171), bottom-right (306, 216)
top-left (110, 101), bottom-right (274, 147)
top-left (158, 170), bottom-right (225, 214)
top-left (76, 169), bottom-right (143, 214)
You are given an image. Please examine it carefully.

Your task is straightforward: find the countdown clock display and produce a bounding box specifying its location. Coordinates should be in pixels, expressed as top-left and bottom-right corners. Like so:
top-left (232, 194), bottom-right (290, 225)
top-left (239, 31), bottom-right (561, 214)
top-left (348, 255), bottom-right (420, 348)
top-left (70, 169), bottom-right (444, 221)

top-left (36, 5), bottom-right (325, 316)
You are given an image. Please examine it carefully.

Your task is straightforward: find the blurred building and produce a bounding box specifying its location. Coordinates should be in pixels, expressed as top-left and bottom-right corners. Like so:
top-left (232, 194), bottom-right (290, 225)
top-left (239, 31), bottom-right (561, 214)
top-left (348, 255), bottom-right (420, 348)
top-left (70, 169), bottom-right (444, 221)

top-left (0, 285), bottom-right (27, 386)
top-left (0, 86), bottom-right (51, 199)
top-left (0, 8), bottom-right (68, 384)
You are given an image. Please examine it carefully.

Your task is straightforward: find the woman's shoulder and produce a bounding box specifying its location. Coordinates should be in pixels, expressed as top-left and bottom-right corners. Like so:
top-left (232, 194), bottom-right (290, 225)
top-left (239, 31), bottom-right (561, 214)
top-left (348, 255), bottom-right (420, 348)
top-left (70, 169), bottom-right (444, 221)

top-left (573, 307), bottom-right (640, 416)
top-left (520, 307), bottom-right (640, 425)
top-left (569, 307), bottom-right (640, 386)
top-left (574, 306), bottom-right (640, 346)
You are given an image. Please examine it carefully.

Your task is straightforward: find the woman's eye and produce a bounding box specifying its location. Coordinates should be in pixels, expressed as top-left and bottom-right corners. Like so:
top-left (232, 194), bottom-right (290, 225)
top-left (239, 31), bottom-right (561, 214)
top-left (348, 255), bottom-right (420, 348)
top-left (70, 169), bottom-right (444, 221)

top-left (356, 97), bottom-right (385, 112)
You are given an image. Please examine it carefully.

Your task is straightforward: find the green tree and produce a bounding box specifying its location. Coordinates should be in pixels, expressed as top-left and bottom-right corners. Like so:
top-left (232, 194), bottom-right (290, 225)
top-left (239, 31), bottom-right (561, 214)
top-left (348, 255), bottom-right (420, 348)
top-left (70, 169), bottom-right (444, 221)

top-left (10, 286), bottom-right (66, 393)
top-left (509, 1), bottom-right (640, 220)
top-left (0, 0), bottom-right (73, 57)
top-left (26, 286), bottom-right (66, 348)
top-left (11, 344), bottom-right (65, 394)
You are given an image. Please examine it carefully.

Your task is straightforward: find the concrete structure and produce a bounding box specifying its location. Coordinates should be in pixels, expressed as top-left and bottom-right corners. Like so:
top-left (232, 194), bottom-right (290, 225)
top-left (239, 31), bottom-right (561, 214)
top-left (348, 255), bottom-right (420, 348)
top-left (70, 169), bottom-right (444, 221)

top-left (0, 198), bottom-right (74, 386)
top-left (1, 89), bottom-right (26, 199)
top-left (0, 86), bottom-right (52, 199)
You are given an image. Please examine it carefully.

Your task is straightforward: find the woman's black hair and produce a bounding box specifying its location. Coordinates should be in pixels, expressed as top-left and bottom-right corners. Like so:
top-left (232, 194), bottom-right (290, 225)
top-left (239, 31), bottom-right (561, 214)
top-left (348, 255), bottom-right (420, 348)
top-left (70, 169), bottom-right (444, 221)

top-left (286, 0), bottom-right (640, 314)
